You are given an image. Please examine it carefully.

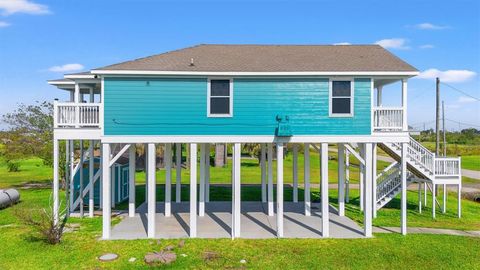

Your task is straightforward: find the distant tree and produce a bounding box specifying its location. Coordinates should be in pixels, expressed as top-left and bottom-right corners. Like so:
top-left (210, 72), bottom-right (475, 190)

top-left (1, 101), bottom-right (64, 175)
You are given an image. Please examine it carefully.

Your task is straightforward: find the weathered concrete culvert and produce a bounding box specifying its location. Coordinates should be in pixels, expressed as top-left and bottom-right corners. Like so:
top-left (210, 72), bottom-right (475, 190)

top-left (0, 189), bottom-right (20, 209)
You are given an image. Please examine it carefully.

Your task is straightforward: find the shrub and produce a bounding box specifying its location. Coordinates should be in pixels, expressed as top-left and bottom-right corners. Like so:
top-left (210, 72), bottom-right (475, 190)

top-left (6, 160), bottom-right (20, 172)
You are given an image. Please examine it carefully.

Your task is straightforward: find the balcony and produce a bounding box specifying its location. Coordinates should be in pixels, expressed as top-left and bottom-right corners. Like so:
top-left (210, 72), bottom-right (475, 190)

top-left (54, 101), bottom-right (101, 128)
top-left (373, 107), bottom-right (405, 132)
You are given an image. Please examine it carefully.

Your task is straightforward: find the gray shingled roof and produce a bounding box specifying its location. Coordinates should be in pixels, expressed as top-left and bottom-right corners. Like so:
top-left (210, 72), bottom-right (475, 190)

top-left (93, 44), bottom-right (417, 73)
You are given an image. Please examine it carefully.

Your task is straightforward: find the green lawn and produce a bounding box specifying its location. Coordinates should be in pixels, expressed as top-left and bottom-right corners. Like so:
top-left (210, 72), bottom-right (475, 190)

top-left (1, 155), bottom-right (479, 269)
top-left (461, 155), bottom-right (480, 171)
top-left (0, 188), bottom-right (479, 269)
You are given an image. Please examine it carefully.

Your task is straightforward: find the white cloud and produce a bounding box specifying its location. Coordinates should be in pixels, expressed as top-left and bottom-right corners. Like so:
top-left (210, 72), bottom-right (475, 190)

top-left (333, 42), bottom-right (351, 45)
top-left (0, 0), bottom-right (50, 16)
top-left (458, 96), bottom-right (477, 103)
top-left (417, 68), bottom-right (477, 83)
top-left (0, 21), bottom-right (10, 27)
top-left (419, 44), bottom-right (434, 49)
top-left (375, 38), bottom-right (410, 50)
top-left (413, 23), bottom-right (449, 30)
top-left (48, 63), bottom-right (84, 72)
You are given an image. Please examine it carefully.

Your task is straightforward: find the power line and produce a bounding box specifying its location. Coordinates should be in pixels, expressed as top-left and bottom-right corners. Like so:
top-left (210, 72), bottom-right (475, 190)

top-left (440, 82), bottom-right (480, 101)
top-left (444, 118), bottom-right (480, 128)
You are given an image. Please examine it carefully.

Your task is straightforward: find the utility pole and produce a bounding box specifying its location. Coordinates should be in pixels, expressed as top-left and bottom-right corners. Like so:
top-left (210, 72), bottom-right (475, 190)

top-left (436, 77), bottom-right (441, 156)
top-left (442, 101), bottom-right (446, 157)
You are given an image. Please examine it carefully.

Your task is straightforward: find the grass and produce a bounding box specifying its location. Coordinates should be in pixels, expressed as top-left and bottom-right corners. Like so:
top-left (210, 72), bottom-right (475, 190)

top-left (0, 188), bottom-right (479, 269)
top-left (0, 155), bottom-right (479, 269)
top-left (461, 155), bottom-right (480, 171)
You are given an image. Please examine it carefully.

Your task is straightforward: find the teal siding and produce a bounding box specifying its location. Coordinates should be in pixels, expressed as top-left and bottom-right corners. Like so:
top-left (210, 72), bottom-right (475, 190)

top-left (104, 77), bottom-right (372, 135)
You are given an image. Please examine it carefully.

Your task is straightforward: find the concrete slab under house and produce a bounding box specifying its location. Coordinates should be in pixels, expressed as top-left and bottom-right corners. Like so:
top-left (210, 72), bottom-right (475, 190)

top-left (48, 44), bottom-right (462, 240)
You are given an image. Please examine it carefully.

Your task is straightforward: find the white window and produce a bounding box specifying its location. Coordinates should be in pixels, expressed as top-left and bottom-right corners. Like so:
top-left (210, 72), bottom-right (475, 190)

top-left (207, 78), bottom-right (233, 117)
top-left (329, 79), bottom-right (354, 117)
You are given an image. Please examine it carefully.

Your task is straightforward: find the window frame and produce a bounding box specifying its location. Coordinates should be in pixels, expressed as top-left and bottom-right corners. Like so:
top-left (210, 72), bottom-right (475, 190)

top-left (207, 77), bottom-right (233, 117)
top-left (329, 78), bottom-right (354, 117)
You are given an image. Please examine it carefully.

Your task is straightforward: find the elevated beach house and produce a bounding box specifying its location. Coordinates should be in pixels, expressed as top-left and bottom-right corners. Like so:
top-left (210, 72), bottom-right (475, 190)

top-left (48, 44), bottom-right (462, 239)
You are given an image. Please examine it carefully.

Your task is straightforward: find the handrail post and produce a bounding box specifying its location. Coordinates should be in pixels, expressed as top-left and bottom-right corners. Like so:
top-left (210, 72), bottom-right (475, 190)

top-left (53, 99), bottom-right (58, 128)
top-left (75, 104), bottom-right (80, 128)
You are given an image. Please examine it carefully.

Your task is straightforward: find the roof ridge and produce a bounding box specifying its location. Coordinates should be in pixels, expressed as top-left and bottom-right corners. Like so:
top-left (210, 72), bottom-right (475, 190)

top-left (197, 44), bottom-right (381, 47)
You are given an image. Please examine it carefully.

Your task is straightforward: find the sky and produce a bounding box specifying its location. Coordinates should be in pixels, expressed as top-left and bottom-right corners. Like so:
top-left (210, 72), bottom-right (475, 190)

top-left (0, 0), bottom-right (479, 131)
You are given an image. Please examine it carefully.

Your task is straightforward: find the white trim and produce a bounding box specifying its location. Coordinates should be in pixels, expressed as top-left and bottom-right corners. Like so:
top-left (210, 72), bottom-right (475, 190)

top-left (64, 74), bottom-right (97, 79)
top-left (329, 78), bottom-right (354, 117)
top-left (207, 78), bottom-right (233, 117)
top-left (91, 70), bottom-right (419, 76)
top-left (99, 134), bottom-right (410, 143)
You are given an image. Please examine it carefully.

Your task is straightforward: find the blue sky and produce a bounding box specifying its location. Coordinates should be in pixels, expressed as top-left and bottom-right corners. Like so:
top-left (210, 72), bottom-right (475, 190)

top-left (0, 0), bottom-right (479, 130)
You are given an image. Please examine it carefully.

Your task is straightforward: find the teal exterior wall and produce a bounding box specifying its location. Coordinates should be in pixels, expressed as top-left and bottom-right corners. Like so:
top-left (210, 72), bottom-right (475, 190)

top-left (104, 77), bottom-right (372, 135)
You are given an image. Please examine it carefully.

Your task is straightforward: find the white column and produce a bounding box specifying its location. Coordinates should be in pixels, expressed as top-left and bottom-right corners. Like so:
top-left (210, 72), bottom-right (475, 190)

top-left (424, 183), bottom-right (427, 206)
top-left (442, 184), bottom-right (447, 214)
top-left (99, 145), bottom-right (103, 209)
top-left (144, 144), bottom-right (148, 204)
top-left (176, 143), bottom-right (182, 203)
top-left (147, 143), bottom-right (156, 238)
top-left (88, 140), bottom-right (95, 218)
top-left (199, 144), bottom-right (205, 217)
top-left (260, 144), bottom-right (266, 203)
top-left (401, 142), bottom-right (408, 235)
top-left (111, 165), bottom-right (116, 208)
top-left (205, 143), bottom-right (210, 203)
top-left (189, 144), bottom-right (198, 237)
top-left (165, 143), bottom-right (172, 217)
top-left (53, 138), bottom-right (59, 224)
top-left (232, 143), bottom-right (241, 238)
top-left (432, 183), bottom-right (436, 219)
top-left (304, 143), bottom-right (311, 216)
top-left (345, 150), bottom-right (350, 203)
top-left (74, 83), bottom-right (80, 128)
top-left (321, 143), bottom-right (329, 237)
top-left (338, 143), bottom-right (345, 216)
top-left (418, 182), bottom-right (422, 214)
top-left (102, 143), bottom-right (111, 239)
top-left (79, 140), bottom-right (84, 217)
top-left (377, 86), bottom-right (383, 107)
top-left (69, 140), bottom-right (74, 211)
top-left (128, 144), bottom-right (136, 217)
top-left (292, 144), bottom-right (298, 203)
top-left (402, 79), bottom-right (408, 131)
top-left (359, 144), bottom-right (364, 212)
top-left (276, 143), bottom-right (284, 238)
top-left (267, 143), bottom-right (274, 216)
top-left (364, 143), bottom-right (373, 237)
top-left (373, 143), bottom-right (377, 218)
top-left (458, 183), bottom-right (462, 218)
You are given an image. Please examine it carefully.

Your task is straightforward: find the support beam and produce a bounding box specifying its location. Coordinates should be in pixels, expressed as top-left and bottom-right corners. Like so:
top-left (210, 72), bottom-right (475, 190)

top-left (79, 140), bottom-right (84, 217)
top-left (401, 142), bottom-right (408, 235)
top-left (402, 79), bottom-right (408, 131)
top-left (276, 143), bottom-right (284, 238)
top-left (165, 143), bottom-right (172, 217)
top-left (128, 144), bottom-right (136, 217)
top-left (321, 143), bottom-right (329, 237)
top-left (432, 183), bottom-right (436, 219)
top-left (373, 143), bottom-right (377, 218)
top-left (304, 143), bottom-right (311, 216)
top-left (377, 86), bottom-right (383, 107)
top-left (144, 143), bottom-right (148, 204)
top-left (292, 144), bottom-right (298, 203)
top-left (442, 184), bottom-right (447, 214)
top-left (109, 144), bottom-right (131, 167)
top-left (176, 143), bottom-right (182, 203)
top-left (205, 143), bottom-right (210, 203)
top-left (424, 183), bottom-right (427, 206)
top-left (53, 139), bottom-right (59, 224)
top-left (364, 143), bottom-right (373, 237)
top-left (189, 144), bottom-right (198, 237)
top-left (260, 143), bottom-right (266, 203)
top-left (102, 143), bottom-right (111, 239)
top-left (345, 144), bottom-right (365, 165)
top-left (458, 183), bottom-right (462, 218)
top-left (418, 182), bottom-right (422, 213)
top-left (359, 144), bottom-right (365, 212)
top-left (88, 140), bottom-right (95, 217)
top-left (345, 150), bottom-right (350, 203)
top-left (147, 143), bottom-right (156, 238)
top-left (267, 143), bottom-right (274, 216)
top-left (199, 144), bottom-right (206, 217)
top-left (69, 140), bottom-right (74, 211)
top-left (338, 143), bottom-right (345, 216)
top-left (232, 143), bottom-right (241, 238)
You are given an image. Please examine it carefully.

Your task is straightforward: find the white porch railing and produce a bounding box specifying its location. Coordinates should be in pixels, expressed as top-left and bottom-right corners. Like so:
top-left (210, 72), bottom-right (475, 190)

top-left (373, 107), bottom-right (404, 132)
top-left (54, 101), bottom-right (101, 128)
top-left (435, 157), bottom-right (461, 177)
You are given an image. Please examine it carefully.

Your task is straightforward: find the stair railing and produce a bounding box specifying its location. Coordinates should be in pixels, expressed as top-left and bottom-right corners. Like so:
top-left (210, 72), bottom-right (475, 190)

top-left (376, 165), bottom-right (401, 202)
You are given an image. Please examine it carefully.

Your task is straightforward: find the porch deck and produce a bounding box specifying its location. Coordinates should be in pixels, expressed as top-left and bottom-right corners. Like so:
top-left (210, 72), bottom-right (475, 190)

top-left (110, 201), bottom-right (365, 239)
